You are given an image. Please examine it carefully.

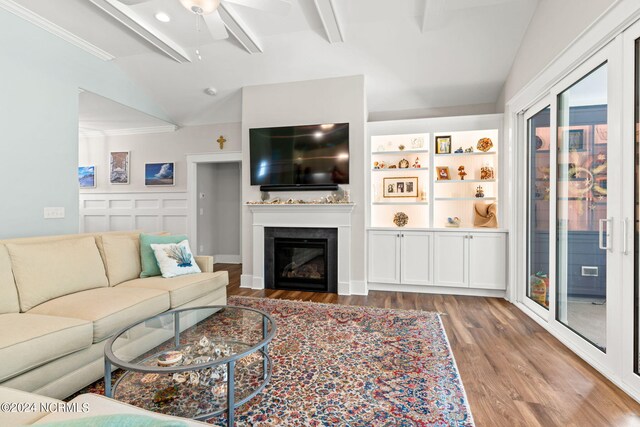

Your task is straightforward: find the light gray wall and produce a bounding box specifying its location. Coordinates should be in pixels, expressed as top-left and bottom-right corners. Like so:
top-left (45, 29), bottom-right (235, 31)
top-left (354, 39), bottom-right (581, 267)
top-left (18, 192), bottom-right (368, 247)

top-left (241, 75), bottom-right (367, 283)
top-left (79, 123), bottom-right (241, 193)
top-left (197, 162), bottom-right (241, 258)
top-left (0, 9), bottom-right (170, 239)
top-left (497, 0), bottom-right (616, 108)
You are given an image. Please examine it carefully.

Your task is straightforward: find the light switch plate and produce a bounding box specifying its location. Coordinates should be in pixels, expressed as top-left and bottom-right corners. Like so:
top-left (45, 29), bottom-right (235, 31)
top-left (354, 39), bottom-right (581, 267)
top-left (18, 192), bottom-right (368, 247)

top-left (44, 207), bottom-right (65, 219)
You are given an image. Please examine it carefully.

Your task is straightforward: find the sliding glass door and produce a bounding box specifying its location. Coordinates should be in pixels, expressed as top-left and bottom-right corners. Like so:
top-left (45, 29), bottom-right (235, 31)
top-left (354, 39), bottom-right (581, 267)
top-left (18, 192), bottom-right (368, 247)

top-left (522, 39), bottom-right (622, 372)
top-left (556, 64), bottom-right (609, 351)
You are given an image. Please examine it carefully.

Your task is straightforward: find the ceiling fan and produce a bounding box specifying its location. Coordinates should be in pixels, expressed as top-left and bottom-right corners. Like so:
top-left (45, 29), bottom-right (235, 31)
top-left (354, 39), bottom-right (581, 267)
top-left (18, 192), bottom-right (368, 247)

top-left (118, 0), bottom-right (292, 41)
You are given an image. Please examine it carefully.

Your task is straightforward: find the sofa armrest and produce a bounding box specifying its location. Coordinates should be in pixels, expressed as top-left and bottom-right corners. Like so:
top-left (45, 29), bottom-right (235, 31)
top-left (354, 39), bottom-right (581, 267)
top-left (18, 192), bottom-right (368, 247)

top-left (0, 386), bottom-right (61, 425)
top-left (194, 256), bottom-right (214, 273)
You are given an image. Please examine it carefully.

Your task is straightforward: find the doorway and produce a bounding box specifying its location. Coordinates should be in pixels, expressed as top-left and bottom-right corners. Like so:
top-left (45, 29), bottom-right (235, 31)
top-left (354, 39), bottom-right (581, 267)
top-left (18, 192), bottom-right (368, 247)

top-left (196, 161), bottom-right (241, 264)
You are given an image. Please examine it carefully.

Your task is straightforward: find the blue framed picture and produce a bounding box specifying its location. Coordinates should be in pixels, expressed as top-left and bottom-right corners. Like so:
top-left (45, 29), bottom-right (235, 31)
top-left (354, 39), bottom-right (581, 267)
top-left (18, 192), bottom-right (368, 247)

top-left (145, 162), bottom-right (175, 186)
top-left (78, 166), bottom-right (96, 188)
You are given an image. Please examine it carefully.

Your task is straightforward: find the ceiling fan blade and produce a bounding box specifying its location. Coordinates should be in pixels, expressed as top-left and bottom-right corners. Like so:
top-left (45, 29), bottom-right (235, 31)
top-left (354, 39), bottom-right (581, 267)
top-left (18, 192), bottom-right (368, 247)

top-left (117, 0), bottom-right (151, 5)
top-left (225, 0), bottom-right (292, 15)
top-left (204, 10), bottom-right (229, 40)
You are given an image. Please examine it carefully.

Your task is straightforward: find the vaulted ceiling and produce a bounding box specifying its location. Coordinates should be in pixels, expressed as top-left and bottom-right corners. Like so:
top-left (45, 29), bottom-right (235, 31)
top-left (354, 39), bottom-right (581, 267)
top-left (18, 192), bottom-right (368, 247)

top-left (8, 0), bottom-right (539, 126)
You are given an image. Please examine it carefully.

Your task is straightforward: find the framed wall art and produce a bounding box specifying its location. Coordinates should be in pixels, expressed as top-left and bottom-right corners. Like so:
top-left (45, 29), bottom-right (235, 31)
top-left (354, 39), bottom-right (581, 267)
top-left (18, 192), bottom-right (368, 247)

top-left (145, 162), bottom-right (175, 186)
top-left (78, 166), bottom-right (96, 188)
top-left (109, 151), bottom-right (130, 184)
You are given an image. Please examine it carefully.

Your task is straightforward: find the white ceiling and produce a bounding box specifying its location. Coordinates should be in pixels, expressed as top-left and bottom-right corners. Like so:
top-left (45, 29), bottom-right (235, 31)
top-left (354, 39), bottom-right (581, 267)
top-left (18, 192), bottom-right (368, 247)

top-left (13, 0), bottom-right (539, 126)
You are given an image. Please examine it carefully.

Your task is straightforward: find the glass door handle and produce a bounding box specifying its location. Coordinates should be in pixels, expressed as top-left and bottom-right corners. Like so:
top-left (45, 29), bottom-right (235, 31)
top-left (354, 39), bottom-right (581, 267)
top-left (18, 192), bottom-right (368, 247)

top-left (599, 218), bottom-right (613, 251)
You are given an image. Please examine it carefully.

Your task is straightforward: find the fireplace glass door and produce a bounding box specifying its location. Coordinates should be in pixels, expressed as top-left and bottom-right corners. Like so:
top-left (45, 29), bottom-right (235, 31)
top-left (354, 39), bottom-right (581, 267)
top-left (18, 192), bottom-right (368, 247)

top-left (274, 238), bottom-right (328, 291)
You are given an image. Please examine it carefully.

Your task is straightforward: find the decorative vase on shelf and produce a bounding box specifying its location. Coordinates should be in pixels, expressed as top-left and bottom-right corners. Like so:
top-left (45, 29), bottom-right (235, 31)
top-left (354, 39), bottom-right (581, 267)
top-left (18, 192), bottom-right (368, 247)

top-left (393, 212), bottom-right (408, 227)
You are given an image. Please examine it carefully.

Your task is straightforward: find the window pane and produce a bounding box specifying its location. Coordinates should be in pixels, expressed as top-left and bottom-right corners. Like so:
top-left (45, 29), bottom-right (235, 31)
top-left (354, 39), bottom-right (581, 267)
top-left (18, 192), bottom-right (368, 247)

top-left (527, 106), bottom-right (551, 309)
top-left (556, 63), bottom-right (608, 352)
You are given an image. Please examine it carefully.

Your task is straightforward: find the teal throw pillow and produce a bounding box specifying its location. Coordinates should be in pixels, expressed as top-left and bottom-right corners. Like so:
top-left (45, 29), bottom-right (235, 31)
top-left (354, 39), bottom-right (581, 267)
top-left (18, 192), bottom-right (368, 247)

top-left (140, 233), bottom-right (188, 278)
top-left (36, 414), bottom-right (187, 427)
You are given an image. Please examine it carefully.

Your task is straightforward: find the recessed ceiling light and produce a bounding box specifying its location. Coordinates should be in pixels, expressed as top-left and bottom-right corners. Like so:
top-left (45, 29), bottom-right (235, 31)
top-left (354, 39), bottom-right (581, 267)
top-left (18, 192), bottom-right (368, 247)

top-left (314, 131), bottom-right (324, 139)
top-left (204, 87), bottom-right (217, 96)
top-left (155, 12), bottom-right (171, 23)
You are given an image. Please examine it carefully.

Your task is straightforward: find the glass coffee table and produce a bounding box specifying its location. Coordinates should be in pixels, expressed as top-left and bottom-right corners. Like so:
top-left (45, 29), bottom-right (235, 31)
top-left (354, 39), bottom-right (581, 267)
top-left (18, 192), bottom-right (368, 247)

top-left (103, 306), bottom-right (276, 426)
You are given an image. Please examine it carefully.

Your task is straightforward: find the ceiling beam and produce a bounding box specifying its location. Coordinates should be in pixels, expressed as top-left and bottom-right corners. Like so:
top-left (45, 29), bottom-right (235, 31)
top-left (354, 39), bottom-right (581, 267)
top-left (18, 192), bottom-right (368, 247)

top-left (89, 0), bottom-right (192, 63)
top-left (218, 3), bottom-right (263, 54)
top-left (313, 0), bottom-right (345, 43)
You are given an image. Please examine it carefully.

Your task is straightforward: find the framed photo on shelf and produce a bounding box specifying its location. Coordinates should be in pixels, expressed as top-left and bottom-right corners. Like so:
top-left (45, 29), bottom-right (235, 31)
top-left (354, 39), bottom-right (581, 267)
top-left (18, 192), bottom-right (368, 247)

top-left (145, 162), bottom-right (175, 186)
top-left (435, 135), bottom-right (452, 154)
top-left (109, 151), bottom-right (130, 184)
top-left (436, 166), bottom-right (451, 180)
top-left (383, 177), bottom-right (419, 198)
top-left (567, 129), bottom-right (585, 151)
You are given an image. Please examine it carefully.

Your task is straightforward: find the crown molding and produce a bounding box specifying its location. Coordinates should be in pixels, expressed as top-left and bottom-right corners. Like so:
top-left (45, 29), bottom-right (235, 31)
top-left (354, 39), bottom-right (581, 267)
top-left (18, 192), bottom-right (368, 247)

top-left (79, 125), bottom-right (178, 137)
top-left (0, 0), bottom-right (115, 61)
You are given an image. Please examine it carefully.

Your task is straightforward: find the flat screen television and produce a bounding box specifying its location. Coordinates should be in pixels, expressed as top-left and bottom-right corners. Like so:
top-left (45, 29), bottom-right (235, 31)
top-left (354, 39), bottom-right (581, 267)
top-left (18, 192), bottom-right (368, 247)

top-left (249, 123), bottom-right (349, 188)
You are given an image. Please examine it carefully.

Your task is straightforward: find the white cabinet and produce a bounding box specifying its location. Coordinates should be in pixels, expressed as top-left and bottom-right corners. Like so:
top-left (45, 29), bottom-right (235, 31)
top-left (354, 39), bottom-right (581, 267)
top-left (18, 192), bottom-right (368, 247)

top-left (468, 233), bottom-right (507, 290)
top-left (433, 232), bottom-right (468, 287)
top-left (401, 231), bottom-right (433, 285)
top-left (368, 230), bottom-right (432, 285)
top-left (368, 230), bottom-right (401, 284)
top-left (433, 231), bottom-right (507, 290)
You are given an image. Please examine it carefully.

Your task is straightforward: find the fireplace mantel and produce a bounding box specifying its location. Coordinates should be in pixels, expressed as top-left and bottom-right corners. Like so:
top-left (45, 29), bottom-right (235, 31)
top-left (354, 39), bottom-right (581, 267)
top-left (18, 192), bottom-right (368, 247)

top-left (244, 203), bottom-right (356, 295)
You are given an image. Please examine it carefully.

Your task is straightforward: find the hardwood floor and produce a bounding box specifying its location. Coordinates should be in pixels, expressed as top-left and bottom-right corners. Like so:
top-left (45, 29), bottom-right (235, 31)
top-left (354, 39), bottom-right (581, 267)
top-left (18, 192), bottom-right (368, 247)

top-left (217, 263), bottom-right (640, 426)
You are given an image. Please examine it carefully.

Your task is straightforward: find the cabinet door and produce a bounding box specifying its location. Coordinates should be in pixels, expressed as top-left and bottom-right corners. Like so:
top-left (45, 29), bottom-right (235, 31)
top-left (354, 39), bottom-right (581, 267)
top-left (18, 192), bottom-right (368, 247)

top-left (368, 231), bottom-right (401, 284)
top-left (400, 231), bottom-right (433, 285)
top-left (433, 232), bottom-right (468, 287)
top-left (468, 233), bottom-right (507, 290)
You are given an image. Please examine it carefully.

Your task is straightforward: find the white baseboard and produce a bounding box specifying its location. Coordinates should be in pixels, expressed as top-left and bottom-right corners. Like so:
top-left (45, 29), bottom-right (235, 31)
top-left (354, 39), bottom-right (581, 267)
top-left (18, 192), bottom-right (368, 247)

top-left (350, 280), bottom-right (368, 295)
top-left (252, 276), bottom-right (265, 290)
top-left (240, 274), bottom-right (253, 289)
top-left (213, 254), bottom-right (241, 264)
top-left (368, 282), bottom-right (506, 298)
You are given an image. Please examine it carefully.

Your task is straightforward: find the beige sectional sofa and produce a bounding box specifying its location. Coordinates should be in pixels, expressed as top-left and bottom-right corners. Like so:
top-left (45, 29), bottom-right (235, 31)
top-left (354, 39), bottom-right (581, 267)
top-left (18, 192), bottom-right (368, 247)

top-left (0, 231), bottom-right (228, 400)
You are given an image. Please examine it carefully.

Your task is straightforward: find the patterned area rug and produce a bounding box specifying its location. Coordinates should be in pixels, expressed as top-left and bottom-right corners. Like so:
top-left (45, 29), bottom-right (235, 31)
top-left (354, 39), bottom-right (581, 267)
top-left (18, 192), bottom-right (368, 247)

top-left (79, 297), bottom-right (474, 426)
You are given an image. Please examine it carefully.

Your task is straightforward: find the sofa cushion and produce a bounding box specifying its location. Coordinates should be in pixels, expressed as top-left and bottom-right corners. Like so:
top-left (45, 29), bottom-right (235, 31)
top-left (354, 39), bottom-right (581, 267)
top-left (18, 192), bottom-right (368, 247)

top-left (0, 386), bottom-right (62, 425)
top-left (28, 288), bottom-right (170, 343)
top-left (118, 271), bottom-right (228, 308)
top-left (6, 237), bottom-right (109, 312)
top-left (139, 234), bottom-right (187, 278)
top-left (0, 245), bottom-right (19, 314)
top-left (0, 313), bottom-right (93, 382)
top-left (100, 234), bottom-right (141, 286)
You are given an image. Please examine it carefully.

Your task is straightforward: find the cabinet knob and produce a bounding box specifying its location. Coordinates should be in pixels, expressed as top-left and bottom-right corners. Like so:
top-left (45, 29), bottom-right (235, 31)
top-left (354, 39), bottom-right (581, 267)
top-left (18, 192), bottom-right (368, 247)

top-left (397, 234), bottom-right (400, 237)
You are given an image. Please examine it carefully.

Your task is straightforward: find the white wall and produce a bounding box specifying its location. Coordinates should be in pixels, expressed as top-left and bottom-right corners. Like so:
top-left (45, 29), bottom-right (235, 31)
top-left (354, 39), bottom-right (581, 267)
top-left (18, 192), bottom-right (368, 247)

top-left (241, 75), bottom-right (367, 284)
top-left (0, 9), bottom-right (170, 239)
top-left (497, 0), bottom-right (616, 108)
top-left (79, 123), bottom-right (241, 192)
top-left (197, 162), bottom-right (241, 260)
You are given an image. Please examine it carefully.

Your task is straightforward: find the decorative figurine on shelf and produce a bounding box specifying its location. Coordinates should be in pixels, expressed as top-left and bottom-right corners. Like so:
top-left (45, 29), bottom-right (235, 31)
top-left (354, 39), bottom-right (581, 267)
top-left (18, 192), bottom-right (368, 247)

top-left (454, 147), bottom-right (464, 153)
top-left (379, 161), bottom-right (387, 169)
top-left (411, 136), bottom-right (424, 149)
top-left (480, 166), bottom-right (495, 180)
top-left (412, 157), bottom-right (421, 168)
top-left (475, 185), bottom-right (485, 198)
top-left (373, 161), bottom-right (380, 169)
top-left (377, 144), bottom-right (385, 152)
top-left (446, 217), bottom-right (461, 228)
top-left (393, 212), bottom-right (409, 227)
top-left (217, 135), bottom-right (226, 150)
top-left (398, 144), bottom-right (406, 151)
top-left (389, 165), bottom-right (397, 169)
top-left (477, 137), bottom-right (493, 152)
top-left (458, 166), bottom-right (467, 180)
top-left (420, 190), bottom-right (427, 201)
top-left (465, 146), bottom-right (474, 153)
top-left (398, 158), bottom-right (410, 168)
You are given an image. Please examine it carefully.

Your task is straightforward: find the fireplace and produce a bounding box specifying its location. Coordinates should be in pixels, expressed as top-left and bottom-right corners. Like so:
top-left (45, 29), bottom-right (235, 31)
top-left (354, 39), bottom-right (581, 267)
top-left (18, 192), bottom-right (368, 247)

top-left (265, 227), bottom-right (337, 293)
